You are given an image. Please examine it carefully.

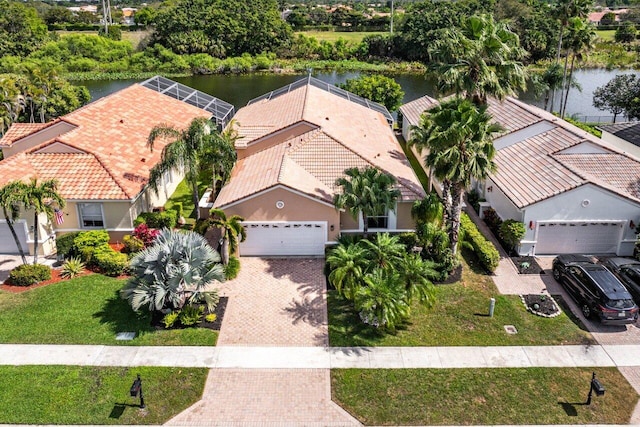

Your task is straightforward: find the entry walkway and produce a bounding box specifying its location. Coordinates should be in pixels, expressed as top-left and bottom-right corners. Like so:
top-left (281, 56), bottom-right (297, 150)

top-left (1, 344), bottom-right (639, 369)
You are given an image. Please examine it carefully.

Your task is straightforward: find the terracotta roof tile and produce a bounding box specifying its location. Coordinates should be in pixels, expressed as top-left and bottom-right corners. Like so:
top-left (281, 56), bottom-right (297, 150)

top-left (0, 122), bottom-right (54, 147)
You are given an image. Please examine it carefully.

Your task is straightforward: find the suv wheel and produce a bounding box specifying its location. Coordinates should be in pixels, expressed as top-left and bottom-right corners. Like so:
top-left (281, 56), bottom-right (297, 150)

top-left (553, 267), bottom-right (561, 281)
top-left (581, 304), bottom-right (592, 319)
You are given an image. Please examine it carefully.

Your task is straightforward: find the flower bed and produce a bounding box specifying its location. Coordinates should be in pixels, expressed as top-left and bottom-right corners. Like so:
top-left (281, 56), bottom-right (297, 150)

top-left (521, 294), bottom-right (562, 318)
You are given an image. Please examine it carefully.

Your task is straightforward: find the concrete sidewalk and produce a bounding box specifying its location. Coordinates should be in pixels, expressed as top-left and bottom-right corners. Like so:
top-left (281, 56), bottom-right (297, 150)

top-left (1, 344), bottom-right (639, 369)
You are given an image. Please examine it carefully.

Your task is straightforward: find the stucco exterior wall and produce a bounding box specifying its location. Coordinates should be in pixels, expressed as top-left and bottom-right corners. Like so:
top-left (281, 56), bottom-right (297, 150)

top-left (340, 211), bottom-right (359, 230)
top-left (396, 202), bottom-right (416, 230)
top-left (222, 186), bottom-right (340, 241)
top-left (600, 130), bottom-right (640, 160)
top-left (483, 179), bottom-right (523, 222)
top-left (237, 122), bottom-right (317, 160)
top-left (3, 122), bottom-right (77, 158)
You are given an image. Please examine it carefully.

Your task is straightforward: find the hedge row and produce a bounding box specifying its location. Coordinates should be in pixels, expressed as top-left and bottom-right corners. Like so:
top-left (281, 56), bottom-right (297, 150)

top-left (56, 230), bottom-right (128, 276)
top-left (460, 212), bottom-right (500, 273)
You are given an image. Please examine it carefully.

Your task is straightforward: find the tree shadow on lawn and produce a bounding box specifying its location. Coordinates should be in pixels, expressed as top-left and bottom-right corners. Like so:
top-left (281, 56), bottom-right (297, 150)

top-left (93, 291), bottom-right (152, 335)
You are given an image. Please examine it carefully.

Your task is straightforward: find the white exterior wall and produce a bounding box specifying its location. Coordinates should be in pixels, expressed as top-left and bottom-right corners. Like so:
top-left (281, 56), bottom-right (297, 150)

top-left (483, 179), bottom-right (523, 222)
top-left (522, 184), bottom-right (640, 256)
top-left (600, 130), bottom-right (640, 159)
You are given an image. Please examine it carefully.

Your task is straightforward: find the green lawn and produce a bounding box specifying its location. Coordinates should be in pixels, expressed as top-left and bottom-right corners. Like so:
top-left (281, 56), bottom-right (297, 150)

top-left (332, 367), bottom-right (638, 425)
top-left (596, 29), bottom-right (616, 42)
top-left (328, 251), bottom-right (594, 346)
top-left (296, 30), bottom-right (385, 43)
top-left (164, 170), bottom-right (212, 226)
top-left (0, 274), bottom-right (217, 346)
top-left (0, 365), bottom-right (206, 424)
top-left (398, 139), bottom-right (430, 192)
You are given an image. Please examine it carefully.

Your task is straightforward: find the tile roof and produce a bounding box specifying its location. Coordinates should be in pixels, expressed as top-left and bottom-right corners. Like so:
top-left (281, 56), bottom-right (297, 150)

top-left (215, 82), bottom-right (425, 208)
top-left (0, 122), bottom-right (57, 147)
top-left (599, 122), bottom-right (640, 147)
top-left (0, 83), bottom-right (212, 200)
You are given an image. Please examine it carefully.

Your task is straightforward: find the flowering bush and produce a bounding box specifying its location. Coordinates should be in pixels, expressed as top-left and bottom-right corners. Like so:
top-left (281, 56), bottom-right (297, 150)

top-left (132, 223), bottom-right (160, 247)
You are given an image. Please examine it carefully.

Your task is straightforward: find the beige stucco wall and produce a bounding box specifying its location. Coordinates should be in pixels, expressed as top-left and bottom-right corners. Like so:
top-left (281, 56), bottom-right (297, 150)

top-left (236, 122), bottom-right (317, 160)
top-left (340, 211), bottom-right (359, 230)
top-left (396, 202), bottom-right (415, 230)
top-left (222, 187), bottom-right (340, 241)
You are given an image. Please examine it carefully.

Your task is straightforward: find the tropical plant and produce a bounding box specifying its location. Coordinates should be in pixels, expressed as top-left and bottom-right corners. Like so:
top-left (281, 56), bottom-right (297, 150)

top-left (411, 193), bottom-right (443, 227)
top-left (207, 208), bottom-right (246, 265)
top-left (337, 75), bottom-right (405, 112)
top-left (19, 178), bottom-right (65, 265)
top-left (147, 117), bottom-right (213, 221)
top-left (327, 242), bottom-right (368, 300)
top-left (397, 253), bottom-right (438, 305)
top-left (178, 304), bottom-right (205, 326)
top-left (202, 121), bottom-right (238, 197)
top-left (412, 98), bottom-right (502, 254)
top-left (499, 219), bottom-right (526, 254)
top-left (560, 18), bottom-right (595, 118)
top-left (333, 167), bottom-right (401, 239)
top-left (359, 232), bottom-right (405, 270)
top-left (121, 229), bottom-right (224, 312)
top-left (428, 14), bottom-right (528, 105)
top-left (0, 181), bottom-right (29, 264)
top-left (0, 77), bottom-right (24, 136)
top-left (60, 257), bottom-right (85, 279)
top-left (355, 268), bottom-right (409, 330)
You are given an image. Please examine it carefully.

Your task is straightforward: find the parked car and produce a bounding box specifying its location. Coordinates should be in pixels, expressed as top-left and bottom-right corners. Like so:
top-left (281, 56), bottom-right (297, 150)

top-left (552, 254), bottom-right (639, 325)
top-left (602, 257), bottom-right (640, 306)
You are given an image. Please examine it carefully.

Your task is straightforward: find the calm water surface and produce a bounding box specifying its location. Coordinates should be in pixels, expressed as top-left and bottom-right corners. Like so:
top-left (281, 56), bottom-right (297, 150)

top-left (75, 68), bottom-right (638, 121)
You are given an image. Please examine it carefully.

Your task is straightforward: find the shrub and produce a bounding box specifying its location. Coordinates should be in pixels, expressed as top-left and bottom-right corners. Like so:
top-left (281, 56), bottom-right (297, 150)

top-left (397, 232), bottom-right (419, 251)
top-left (224, 255), bottom-right (240, 279)
top-left (56, 231), bottom-right (81, 259)
top-left (60, 257), bottom-right (85, 279)
top-left (499, 219), bottom-right (526, 254)
top-left (171, 202), bottom-right (183, 219)
top-left (122, 234), bottom-right (144, 253)
top-left (460, 213), bottom-right (500, 273)
top-left (132, 224), bottom-right (159, 247)
top-left (73, 230), bottom-right (110, 260)
top-left (9, 264), bottom-right (52, 287)
top-left (204, 313), bottom-right (217, 323)
top-left (93, 247), bottom-right (129, 276)
top-left (482, 207), bottom-right (502, 234)
top-left (162, 311), bottom-right (179, 329)
top-left (467, 190), bottom-right (482, 214)
top-left (135, 211), bottom-right (177, 229)
top-left (178, 304), bottom-right (204, 326)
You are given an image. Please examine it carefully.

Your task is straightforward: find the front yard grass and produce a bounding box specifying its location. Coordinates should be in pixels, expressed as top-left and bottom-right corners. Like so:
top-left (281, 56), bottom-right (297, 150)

top-left (328, 251), bottom-right (594, 346)
top-left (0, 274), bottom-right (217, 346)
top-left (0, 365), bottom-right (206, 424)
top-left (332, 367), bottom-right (638, 425)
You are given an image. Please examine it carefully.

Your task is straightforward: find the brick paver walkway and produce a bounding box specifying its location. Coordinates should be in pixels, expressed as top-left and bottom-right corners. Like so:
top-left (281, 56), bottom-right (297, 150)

top-left (216, 258), bottom-right (328, 347)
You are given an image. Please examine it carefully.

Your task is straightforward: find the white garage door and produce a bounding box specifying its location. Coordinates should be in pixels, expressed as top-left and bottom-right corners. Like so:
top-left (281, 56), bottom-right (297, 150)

top-left (0, 220), bottom-right (28, 254)
top-left (240, 221), bottom-right (327, 256)
top-left (536, 222), bottom-right (623, 255)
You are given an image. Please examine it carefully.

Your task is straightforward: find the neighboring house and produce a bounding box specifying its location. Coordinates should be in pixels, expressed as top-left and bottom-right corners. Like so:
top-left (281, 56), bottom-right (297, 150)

top-left (121, 7), bottom-right (137, 25)
top-left (207, 76), bottom-right (425, 256)
top-left (0, 76), bottom-right (234, 256)
top-left (400, 96), bottom-right (640, 257)
top-left (588, 8), bottom-right (628, 25)
top-left (598, 122), bottom-right (640, 159)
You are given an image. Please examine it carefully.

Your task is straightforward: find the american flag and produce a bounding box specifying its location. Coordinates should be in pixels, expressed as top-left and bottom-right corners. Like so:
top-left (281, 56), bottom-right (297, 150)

top-left (54, 208), bottom-right (64, 225)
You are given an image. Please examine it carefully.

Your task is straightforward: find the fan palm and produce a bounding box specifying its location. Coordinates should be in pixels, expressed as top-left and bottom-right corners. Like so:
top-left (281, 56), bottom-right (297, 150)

top-left (20, 178), bottom-right (65, 264)
top-left (356, 268), bottom-right (409, 331)
top-left (122, 229), bottom-right (224, 312)
top-left (419, 98), bottom-right (502, 255)
top-left (0, 180), bottom-right (29, 264)
top-left (429, 14), bottom-right (528, 105)
top-left (334, 167), bottom-right (401, 239)
top-left (327, 242), bottom-right (368, 301)
top-left (208, 208), bottom-right (246, 265)
top-left (147, 117), bottom-right (212, 221)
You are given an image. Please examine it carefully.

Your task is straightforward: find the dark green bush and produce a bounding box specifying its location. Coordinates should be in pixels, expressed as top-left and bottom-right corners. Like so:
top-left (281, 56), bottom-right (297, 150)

top-left (9, 264), bottom-right (52, 286)
top-left (135, 211), bottom-right (177, 229)
top-left (224, 256), bottom-right (240, 280)
top-left (460, 213), bottom-right (500, 273)
top-left (482, 207), bottom-right (503, 235)
top-left (499, 219), bottom-right (526, 254)
top-left (397, 232), bottom-right (419, 251)
top-left (93, 246), bottom-right (129, 276)
top-left (56, 231), bottom-right (81, 258)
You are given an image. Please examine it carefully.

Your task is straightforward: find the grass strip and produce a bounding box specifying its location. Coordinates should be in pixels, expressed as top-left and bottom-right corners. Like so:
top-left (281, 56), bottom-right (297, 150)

top-left (328, 252), bottom-right (594, 347)
top-left (0, 366), bottom-right (206, 424)
top-left (0, 274), bottom-right (217, 346)
top-left (332, 367), bottom-right (638, 425)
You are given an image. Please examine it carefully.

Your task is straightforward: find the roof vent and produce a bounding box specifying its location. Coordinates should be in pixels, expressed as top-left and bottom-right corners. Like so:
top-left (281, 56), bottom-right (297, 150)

top-left (325, 117), bottom-right (329, 120)
top-left (141, 158), bottom-right (146, 162)
top-left (119, 119), bottom-right (124, 123)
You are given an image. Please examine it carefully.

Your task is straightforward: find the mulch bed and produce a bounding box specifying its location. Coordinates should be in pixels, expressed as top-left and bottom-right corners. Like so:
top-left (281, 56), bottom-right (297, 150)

top-left (521, 294), bottom-right (562, 317)
top-left (0, 269), bottom-right (92, 293)
top-left (151, 297), bottom-right (228, 331)
top-left (512, 256), bottom-right (546, 275)
top-left (435, 264), bottom-right (463, 285)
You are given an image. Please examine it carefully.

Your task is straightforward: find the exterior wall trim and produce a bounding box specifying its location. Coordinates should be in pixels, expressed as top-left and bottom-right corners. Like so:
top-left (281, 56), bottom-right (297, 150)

top-left (218, 184), bottom-right (336, 209)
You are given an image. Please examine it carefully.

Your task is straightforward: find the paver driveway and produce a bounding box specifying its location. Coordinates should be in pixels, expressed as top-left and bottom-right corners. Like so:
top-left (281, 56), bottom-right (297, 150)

top-left (215, 257), bottom-right (328, 347)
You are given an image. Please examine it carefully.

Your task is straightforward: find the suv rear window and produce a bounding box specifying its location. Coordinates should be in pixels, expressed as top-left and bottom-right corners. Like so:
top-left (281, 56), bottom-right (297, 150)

top-left (605, 298), bottom-right (636, 309)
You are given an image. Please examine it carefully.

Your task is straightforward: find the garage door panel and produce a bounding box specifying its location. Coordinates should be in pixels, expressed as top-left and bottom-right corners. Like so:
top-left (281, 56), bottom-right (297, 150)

top-left (240, 222), bottom-right (326, 256)
top-left (536, 222), bottom-right (622, 255)
top-left (0, 221), bottom-right (28, 254)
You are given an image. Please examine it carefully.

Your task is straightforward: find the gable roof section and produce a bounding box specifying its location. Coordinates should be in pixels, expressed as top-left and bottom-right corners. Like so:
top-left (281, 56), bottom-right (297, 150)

top-left (0, 121), bottom-right (59, 147)
top-left (0, 83), bottom-right (213, 200)
top-left (599, 122), bottom-right (640, 147)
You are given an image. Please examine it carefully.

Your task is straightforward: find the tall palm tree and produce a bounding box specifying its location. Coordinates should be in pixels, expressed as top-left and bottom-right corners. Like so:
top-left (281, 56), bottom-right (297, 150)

top-left (147, 117), bottom-right (212, 221)
top-left (202, 121), bottom-right (237, 198)
top-left (208, 208), bottom-right (246, 265)
top-left (20, 178), bottom-right (65, 264)
top-left (418, 98), bottom-right (502, 255)
top-left (122, 229), bottom-right (224, 312)
top-left (0, 77), bottom-right (24, 135)
top-left (327, 242), bottom-right (368, 301)
top-left (429, 14), bottom-right (528, 105)
top-left (333, 167), bottom-right (401, 239)
top-left (560, 18), bottom-right (595, 118)
top-left (0, 180), bottom-right (29, 264)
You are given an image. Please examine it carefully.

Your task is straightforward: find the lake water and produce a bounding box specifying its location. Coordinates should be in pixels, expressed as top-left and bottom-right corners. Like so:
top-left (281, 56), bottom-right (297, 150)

top-left (75, 68), bottom-right (639, 123)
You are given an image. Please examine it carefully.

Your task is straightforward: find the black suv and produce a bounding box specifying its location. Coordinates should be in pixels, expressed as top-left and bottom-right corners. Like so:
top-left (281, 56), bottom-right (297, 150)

top-left (552, 254), bottom-right (639, 325)
top-left (602, 257), bottom-right (640, 306)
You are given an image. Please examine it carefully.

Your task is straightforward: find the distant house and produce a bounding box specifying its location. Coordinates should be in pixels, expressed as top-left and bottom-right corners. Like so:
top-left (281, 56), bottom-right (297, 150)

top-left (400, 96), bottom-right (640, 257)
top-left (0, 76), bottom-right (234, 256)
top-left (599, 122), bottom-right (640, 159)
top-left (588, 8), bottom-right (628, 25)
top-left (121, 7), bottom-right (137, 25)
top-left (208, 76), bottom-right (425, 256)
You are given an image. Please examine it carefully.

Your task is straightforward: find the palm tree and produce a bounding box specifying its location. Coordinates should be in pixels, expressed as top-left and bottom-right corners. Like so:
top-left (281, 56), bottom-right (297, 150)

top-left (419, 98), bottom-right (502, 255)
top-left (560, 18), bottom-right (595, 118)
top-left (0, 181), bottom-right (29, 264)
top-left (359, 232), bottom-right (405, 271)
top-left (429, 14), bottom-right (528, 105)
top-left (208, 208), bottom-right (246, 265)
top-left (411, 193), bottom-right (444, 227)
top-left (147, 117), bottom-right (212, 221)
top-left (333, 167), bottom-right (401, 239)
top-left (536, 63), bottom-right (564, 112)
top-left (202, 121), bottom-right (237, 198)
top-left (0, 77), bottom-right (24, 135)
top-left (355, 268), bottom-right (409, 330)
top-left (21, 178), bottom-right (65, 265)
top-left (122, 229), bottom-right (224, 312)
top-left (397, 253), bottom-right (438, 305)
top-left (327, 242), bottom-right (368, 300)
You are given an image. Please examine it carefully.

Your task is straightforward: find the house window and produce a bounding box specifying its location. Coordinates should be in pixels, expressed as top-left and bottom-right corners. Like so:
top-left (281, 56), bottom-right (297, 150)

top-left (163, 170), bottom-right (173, 185)
top-left (78, 203), bottom-right (105, 228)
top-left (367, 212), bottom-right (388, 229)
